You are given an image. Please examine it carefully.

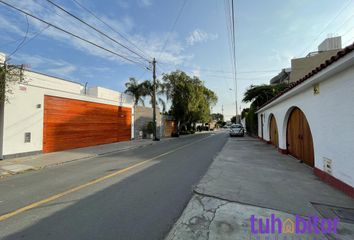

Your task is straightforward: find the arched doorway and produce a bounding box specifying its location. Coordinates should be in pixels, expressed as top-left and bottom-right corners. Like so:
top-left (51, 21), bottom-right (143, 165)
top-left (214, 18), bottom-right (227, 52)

top-left (286, 107), bottom-right (314, 167)
top-left (269, 114), bottom-right (279, 147)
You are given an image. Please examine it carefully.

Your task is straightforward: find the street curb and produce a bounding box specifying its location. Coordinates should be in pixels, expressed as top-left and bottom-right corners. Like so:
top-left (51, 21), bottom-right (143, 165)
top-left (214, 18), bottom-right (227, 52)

top-left (0, 132), bottom-right (214, 179)
top-left (0, 137), bottom-right (178, 178)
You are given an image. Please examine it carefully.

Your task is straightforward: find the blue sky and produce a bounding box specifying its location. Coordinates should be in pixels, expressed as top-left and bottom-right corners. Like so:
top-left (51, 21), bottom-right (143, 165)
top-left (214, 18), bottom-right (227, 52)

top-left (1, 0), bottom-right (354, 120)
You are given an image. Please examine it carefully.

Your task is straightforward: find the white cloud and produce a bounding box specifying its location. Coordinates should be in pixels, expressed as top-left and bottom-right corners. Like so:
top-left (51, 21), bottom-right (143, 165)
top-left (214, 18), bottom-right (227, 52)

top-left (137, 0), bottom-right (152, 7)
top-left (12, 54), bottom-right (77, 78)
top-left (0, 14), bottom-right (25, 35)
top-left (116, 1), bottom-right (130, 9)
top-left (191, 68), bottom-right (200, 77)
top-left (46, 65), bottom-right (77, 76)
top-left (99, 15), bottom-right (135, 33)
top-left (186, 29), bottom-right (218, 46)
top-left (269, 49), bottom-right (294, 67)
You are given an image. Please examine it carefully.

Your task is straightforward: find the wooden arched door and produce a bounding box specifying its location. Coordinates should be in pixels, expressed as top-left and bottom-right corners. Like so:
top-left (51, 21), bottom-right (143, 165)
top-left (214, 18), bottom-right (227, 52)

top-left (286, 108), bottom-right (314, 167)
top-left (269, 115), bottom-right (279, 147)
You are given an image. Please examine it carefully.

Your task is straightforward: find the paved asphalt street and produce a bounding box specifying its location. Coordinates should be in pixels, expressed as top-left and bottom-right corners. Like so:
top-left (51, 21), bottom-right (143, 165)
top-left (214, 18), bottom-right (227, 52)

top-left (0, 132), bottom-right (228, 240)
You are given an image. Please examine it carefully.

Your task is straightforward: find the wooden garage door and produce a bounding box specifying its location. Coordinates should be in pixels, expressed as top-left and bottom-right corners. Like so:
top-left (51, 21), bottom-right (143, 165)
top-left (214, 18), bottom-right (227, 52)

top-left (286, 107), bottom-right (314, 167)
top-left (43, 95), bottom-right (131, 153)
top-left (269, 115), bottom-right (279, 147)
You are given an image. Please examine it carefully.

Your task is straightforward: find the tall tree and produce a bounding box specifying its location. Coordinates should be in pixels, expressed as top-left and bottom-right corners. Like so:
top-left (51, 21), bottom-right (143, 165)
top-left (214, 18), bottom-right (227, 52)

top-left (242, 83), bottom-right (288, 135)
top-left (162, 71), bottom-right (217, 130)
top-left (211, 113), bottom-right (224, 122)
top-left (241, 108), bottom-right (249, 119)
top-left (124, 77), bottom-right (145, 106)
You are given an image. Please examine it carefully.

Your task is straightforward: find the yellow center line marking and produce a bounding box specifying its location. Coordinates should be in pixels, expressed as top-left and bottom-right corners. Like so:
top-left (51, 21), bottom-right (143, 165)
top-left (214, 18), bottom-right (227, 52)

top-left (0, 134), bottom-right (215, 222)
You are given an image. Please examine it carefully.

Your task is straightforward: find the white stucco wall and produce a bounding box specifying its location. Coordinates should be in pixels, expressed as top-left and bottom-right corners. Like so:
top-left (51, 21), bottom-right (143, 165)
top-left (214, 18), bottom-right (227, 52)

top-left (256, 52), bottom-right (354, 187)
top-left (87, 86), bottom-right (134, 106)
top-left (1, 70), bottom-right (134, 157)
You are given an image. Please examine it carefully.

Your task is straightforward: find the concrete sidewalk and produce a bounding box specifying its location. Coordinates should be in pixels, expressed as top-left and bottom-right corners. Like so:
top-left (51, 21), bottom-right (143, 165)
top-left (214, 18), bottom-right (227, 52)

top-left (166, 136), bottom-right (354, 240)
top-left (0, 138), bottom-right (167, 177)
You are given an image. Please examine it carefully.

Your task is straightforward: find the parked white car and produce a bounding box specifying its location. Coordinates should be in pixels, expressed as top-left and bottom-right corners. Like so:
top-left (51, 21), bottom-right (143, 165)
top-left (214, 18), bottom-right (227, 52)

top-left (229, 124), bottom-right (244, 137)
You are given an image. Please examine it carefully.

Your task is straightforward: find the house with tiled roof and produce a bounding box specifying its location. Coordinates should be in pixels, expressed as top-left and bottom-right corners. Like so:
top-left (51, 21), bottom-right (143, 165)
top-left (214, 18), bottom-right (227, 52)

top-left (256, 42), bottom-right (354, 197)
top-left (270, 37), bottom-right (342, 85)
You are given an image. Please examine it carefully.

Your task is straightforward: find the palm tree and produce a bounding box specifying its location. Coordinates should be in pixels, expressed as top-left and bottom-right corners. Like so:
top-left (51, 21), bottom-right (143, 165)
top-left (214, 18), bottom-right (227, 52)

top-left (141, 80), bottom-right (166, 112)
top-left (124, 77), bottom-right (145, 106)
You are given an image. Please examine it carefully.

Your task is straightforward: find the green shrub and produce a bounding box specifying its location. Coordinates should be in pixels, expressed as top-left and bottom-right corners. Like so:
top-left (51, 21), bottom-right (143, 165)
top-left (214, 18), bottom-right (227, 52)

top-left (146, 121), bottom-right (154, 134)
top-left (245, 106), bottom-right (258, 136)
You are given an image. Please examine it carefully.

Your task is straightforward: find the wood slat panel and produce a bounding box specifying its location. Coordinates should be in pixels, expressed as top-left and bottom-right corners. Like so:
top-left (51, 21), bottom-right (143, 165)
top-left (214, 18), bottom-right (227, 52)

top-left (286, 107), bottom-right (314, 167)
top-left (164, 120), bottom-right (177, 137)
top-left (302, 115), bottom-right (314, 167)
top-left (43, 95), bottom-right (131, 153)
top-left (269, 115), bottom-right (279, 147)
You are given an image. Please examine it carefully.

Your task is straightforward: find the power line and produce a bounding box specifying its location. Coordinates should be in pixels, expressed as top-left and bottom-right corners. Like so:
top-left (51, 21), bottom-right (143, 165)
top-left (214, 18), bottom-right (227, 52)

top-left (35, 0), bottom-right (146, 65)
top-left (224, 0), bottom-right (234, 75)
top-left (160, 65), bottom-right (279, 74)
top-left (201, 74), bottom-right (268, 81)
top-left (45, 0), bottom-right (150, 63)
top-left (7, 15), bottom-right (29, 59)
top-left (335, 11), bottom-right (354, 35)
top-left (6, 24), bottom-right (51, 59)
top-left (71, 0), bottom-right (152, 61)
top-left (37, 2), bottom-right (145, 65)
top-left (156, 62), bottom-right (280, 78)
top-left (223, 0), bottom-right (238, 119)
top-left (223, 0), bottom-right (236, 103)
top-left (159, 0), bottom-right (188, 59)
top-left (298, 0), bottom-right (352, 57)
top-left (0, 0), bottom-right (148, 68)
top-left (11, 24), bottom-right (50, 54)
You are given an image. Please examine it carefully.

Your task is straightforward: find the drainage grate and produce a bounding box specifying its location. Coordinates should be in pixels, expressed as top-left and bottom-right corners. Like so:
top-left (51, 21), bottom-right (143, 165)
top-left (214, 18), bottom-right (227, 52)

top-left (312, 203), bottom-right (354, 224)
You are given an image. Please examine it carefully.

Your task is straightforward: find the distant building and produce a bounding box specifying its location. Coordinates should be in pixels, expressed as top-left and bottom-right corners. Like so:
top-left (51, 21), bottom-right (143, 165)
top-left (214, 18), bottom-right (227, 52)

top-left (318, 36), bottom-right (342, 51)
top-left (270, 68), bottom-right (291, 85)
top-left (134, 105), bottom-right (161, 139)
top-left (290, 36), bottom-right (342, 83)
top-left (270, 36), bottom-right (342, 84)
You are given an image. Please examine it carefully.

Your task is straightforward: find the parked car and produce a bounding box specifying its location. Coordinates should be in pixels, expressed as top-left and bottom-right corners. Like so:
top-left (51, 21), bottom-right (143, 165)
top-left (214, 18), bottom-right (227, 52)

top-left (229, 124), bottom-right (244, 137)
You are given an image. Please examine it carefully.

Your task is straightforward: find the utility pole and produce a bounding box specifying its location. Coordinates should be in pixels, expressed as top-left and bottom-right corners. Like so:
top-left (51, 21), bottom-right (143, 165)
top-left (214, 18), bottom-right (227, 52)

top-left (231, 0), bottom-right (239, 124)
top-left (235, 90), bottom-right (238, 123)
top-left (152, 58), bottom-right (159, 141)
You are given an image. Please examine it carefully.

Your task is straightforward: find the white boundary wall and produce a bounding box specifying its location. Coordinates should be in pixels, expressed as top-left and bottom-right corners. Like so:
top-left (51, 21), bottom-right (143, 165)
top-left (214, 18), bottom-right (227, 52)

top-left (257, 51), bottom-right (354, 187)
top-left (1, 70), bottom-right (134, 157)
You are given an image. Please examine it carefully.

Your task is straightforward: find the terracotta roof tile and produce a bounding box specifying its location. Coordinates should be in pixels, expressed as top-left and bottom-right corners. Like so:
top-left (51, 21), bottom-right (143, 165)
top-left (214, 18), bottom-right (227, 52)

top-left (258, 42), bottom-right (354, 110)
